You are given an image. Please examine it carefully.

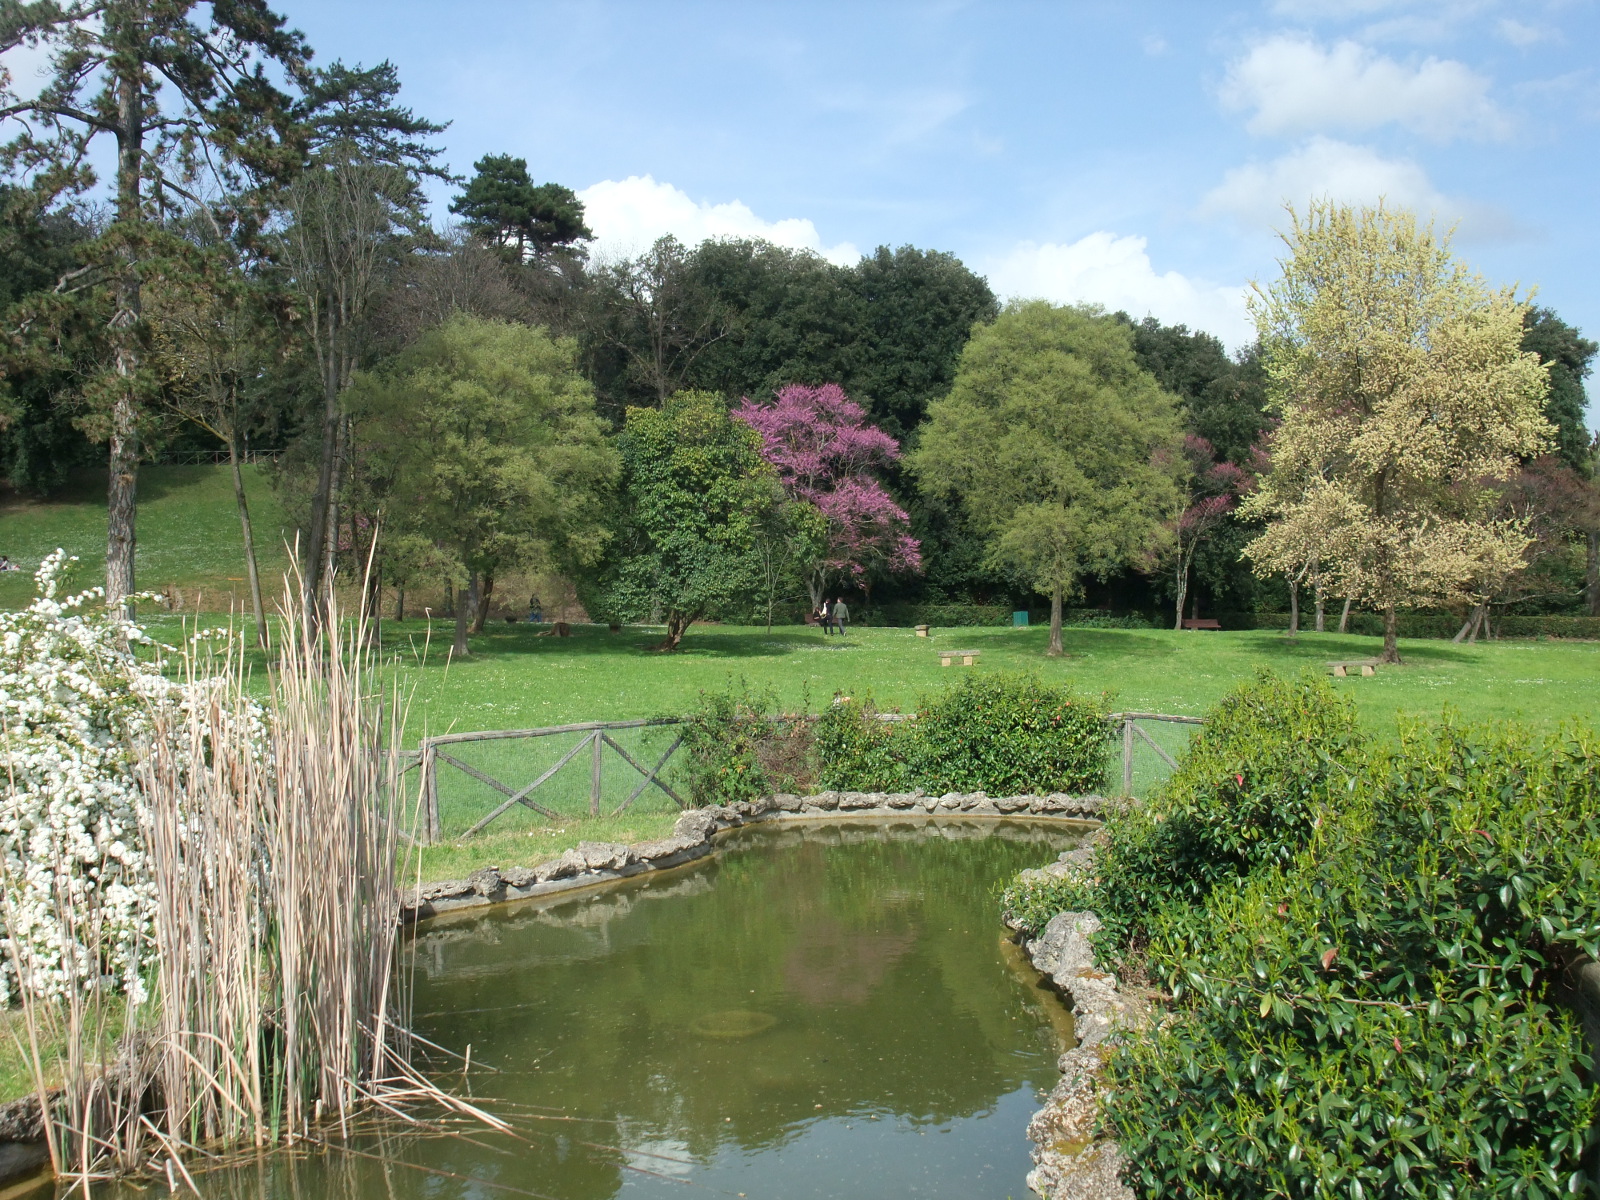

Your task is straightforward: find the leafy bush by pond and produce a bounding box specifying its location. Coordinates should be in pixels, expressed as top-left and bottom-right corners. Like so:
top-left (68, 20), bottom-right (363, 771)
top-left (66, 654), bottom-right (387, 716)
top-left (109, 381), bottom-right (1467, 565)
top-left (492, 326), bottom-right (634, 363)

top-left (678, 672), bottom-right (1113, 805)
top-left (1005, 670), bottom-right (1365, 956)
top-left (1004, 671), bottom-right (1600, 1199)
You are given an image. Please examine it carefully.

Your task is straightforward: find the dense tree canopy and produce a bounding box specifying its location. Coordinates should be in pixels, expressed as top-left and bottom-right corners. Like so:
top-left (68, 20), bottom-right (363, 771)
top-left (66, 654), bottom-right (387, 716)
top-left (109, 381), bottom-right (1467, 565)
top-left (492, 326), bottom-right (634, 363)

top-left (347, 315), bottom-right (616, 655)
top-left (578, 391), bottom-right (777, 650)
top-left (912, 302), bottom-right (1183, 655)
top-left (1243, 202), bottom-right (1553, 662)
top-left (450, 154), bottom-right (592, 261)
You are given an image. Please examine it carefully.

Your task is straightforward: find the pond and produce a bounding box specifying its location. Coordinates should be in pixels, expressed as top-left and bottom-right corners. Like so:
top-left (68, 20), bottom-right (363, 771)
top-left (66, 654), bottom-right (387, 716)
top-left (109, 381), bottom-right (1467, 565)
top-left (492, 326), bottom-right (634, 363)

top-left (103, 818), bottom-right (1087, 1200)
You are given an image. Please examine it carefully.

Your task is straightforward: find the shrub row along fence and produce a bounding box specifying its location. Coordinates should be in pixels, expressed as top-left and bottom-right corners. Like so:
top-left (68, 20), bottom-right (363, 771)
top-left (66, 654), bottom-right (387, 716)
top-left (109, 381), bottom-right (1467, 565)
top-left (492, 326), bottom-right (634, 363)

top-left (409, 710), bottom-right (1200, 842)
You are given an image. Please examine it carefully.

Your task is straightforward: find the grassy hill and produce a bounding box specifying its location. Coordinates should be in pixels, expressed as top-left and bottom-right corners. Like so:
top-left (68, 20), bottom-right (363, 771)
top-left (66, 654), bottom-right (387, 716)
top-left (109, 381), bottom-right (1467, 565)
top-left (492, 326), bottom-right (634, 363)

top-left (0, 464), bottom-right (294, 611)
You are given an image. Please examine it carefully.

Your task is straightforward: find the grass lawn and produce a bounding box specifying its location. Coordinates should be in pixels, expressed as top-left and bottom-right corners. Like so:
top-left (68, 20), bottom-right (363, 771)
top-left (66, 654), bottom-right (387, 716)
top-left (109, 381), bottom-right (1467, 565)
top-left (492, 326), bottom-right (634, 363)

top-left (339, 618), bottom-right (1598, 880)
top-left (9, 466), bottom-right (1597, 882)
top-left (0, 464), bottom-right (293, 611)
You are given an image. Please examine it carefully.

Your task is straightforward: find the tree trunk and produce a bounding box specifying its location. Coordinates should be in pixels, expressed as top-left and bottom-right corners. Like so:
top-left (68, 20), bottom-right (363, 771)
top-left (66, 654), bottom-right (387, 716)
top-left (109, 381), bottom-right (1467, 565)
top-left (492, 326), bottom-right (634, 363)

top-left (1287, 577), bottom-right (1299, 635)
top-left (1312, 563), bottom-right (1325, 633)
top-left (443, 580), bottom-right (454, 618)
top-left (657, 610), bottom-right (694, 651)
top-left (303, 319), bottom-right (342, 614)
top-left (106, 70), bottom-right (145, 617)
top-left (227, 438), bottom-right (268, 651)
top-left (395, 587), bottom-right (404, 621)
top-left (1338, 598), bottom-right (1351, 634)
top-left (1380, 603), bottom-right (1401, 663)
top-left (1173, 561), bottom-right (1188, 631)
top-left (472, 571), bottom-right (494, 634)
top-left (1588, 531), bottom-right (1599, 617)
top-left (452, 575), bottom-right (478, 657)
top-left (1047, 586), bottom-right (1064, 657)
top-left (106, 400), bottom-right (139, 617)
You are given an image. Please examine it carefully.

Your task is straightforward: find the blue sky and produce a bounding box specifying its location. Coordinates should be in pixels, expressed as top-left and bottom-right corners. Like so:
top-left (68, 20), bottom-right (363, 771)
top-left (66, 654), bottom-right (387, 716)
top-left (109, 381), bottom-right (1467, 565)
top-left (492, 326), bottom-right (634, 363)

top-left (10, 1), bottom-right (1598, 411)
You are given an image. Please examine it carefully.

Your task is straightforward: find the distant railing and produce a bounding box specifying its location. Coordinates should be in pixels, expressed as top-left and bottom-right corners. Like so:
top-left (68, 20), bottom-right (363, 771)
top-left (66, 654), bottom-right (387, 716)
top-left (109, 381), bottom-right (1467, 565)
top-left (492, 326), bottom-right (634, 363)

top-left (416, 719), bottom-right (686, 842)
top-left (1110, 712), bottom-right (1204, 797)
top-left (411, 709), bottom-right (1205, 843)
top-left (149, 449), bottom-right (284, 466)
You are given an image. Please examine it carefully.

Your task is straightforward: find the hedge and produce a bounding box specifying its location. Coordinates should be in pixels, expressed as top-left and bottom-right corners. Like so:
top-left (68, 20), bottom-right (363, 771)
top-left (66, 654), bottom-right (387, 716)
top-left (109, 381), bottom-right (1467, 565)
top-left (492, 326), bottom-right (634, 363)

top-left (1003, 672), bottom-right (1600, 1199)
top-left (1217, 611), bottom-right (1600, 639)
top-left (675, 672), bottom-right (1115, 804)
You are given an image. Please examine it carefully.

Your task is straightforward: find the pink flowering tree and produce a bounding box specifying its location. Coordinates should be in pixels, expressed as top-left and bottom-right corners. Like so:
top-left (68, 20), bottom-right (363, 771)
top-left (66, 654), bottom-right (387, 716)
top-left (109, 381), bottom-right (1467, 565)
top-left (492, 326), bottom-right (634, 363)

top-left (735, 384), bottom-right (922, 609)
top-left (1160, 435), bottom-right (1251, 629)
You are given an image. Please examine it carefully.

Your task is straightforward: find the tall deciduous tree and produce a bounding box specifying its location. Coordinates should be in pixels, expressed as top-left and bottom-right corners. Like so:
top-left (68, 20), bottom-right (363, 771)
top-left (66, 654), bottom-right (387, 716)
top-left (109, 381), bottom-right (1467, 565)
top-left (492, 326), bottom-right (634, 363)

top-left (579, 391), bottom-right (776, 651)
top-left (1242, 202), bottom-right (1552, 663)
top-left (346, 315), bottom-right (616, 657)
top-left (735, 383), bottom-right (920, 609)
top-left (911, 302), bottom-right (1183, 656)
top-left (1159, 435), bottom-right (1250, 629)
top-left (0, 0), bottom-right (308, 610)
top-left (281, 60), bottom-right (448, 607)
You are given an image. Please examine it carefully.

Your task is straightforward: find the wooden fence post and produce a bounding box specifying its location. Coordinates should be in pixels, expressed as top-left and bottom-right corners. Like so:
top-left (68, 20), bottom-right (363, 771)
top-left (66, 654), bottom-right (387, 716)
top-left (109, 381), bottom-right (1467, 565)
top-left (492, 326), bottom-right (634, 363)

top-left (1122, 717), bottom-right (1134, 798)
top-left (590, 730), bottom-right (603, 817)
top-left (422, 740), bottom-right (441, 843)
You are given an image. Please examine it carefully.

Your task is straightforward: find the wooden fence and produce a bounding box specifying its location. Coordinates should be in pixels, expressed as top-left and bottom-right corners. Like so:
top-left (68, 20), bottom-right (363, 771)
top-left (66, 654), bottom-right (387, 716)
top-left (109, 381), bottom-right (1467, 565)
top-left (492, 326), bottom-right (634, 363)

top-left (410, 710), bottom-right (1203, 843)
top-left (1113, 711), bottom-right (1205, 797)
top-left (415, 719), bottom-right (685, 842)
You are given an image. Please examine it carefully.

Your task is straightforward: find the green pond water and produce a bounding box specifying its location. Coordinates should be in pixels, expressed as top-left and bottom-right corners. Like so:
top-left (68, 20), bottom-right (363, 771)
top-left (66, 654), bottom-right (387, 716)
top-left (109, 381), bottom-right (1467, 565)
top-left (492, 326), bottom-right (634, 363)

top-left (104, 818), bottom-right (1087, 1200)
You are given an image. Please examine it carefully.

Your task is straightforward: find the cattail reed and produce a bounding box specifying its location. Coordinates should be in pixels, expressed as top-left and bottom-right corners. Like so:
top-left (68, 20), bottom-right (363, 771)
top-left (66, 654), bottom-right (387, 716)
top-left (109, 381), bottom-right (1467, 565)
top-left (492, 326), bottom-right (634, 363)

top-left (3, 563), bottom-right (452, 1186)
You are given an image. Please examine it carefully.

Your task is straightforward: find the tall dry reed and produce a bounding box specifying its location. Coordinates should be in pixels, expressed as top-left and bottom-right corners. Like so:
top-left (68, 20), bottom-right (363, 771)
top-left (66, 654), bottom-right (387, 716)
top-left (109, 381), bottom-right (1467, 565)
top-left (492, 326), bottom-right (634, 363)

top-left (3, 568), bottom-right (460, 1186)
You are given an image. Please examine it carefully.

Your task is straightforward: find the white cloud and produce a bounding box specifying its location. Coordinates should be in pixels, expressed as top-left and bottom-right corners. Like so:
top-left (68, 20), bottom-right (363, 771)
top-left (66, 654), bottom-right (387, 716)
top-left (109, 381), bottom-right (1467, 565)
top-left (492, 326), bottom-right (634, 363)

top-left (1221, 34), bottom-right (1508, 140)
top-left (981, 232), bottom-right (1252, 349)
top-left (1202, 136), bottom-right (1448, 225)
top-left (576, 175), bottom-right (859, 265)
top-left (1199, 136), bottom-right (1519, 242)
top-left (1496, 18), bottom-right (1550, 47)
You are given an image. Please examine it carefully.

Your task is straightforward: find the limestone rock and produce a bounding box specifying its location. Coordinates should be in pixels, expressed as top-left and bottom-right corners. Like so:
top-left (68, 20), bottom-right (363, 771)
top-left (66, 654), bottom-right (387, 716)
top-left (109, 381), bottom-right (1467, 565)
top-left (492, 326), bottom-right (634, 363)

top-left (420, 878), bottom-right (473, 901)
top-left (467, 867), bottom-right (505, 898)
top-left (633, 833), bottom-right (702, 861)
top-left (885, 792), bottom-right (919, 809)
top-left (576, 841), bottom-right (632, 871)
top-left (673, 809), bottom-right (720, 842)
top-left (995, 795), bottom-right (1030, 813)
top-left (839, 791), bottom-right (877, 810)
top-left (535, 850), bottom-right (586, 882)
top-left (771, 793), bottom-right (805, 811)
top-left (938, 793), bottom-right (963, 809)
top-left (500, 866), bottom-right (538, 889)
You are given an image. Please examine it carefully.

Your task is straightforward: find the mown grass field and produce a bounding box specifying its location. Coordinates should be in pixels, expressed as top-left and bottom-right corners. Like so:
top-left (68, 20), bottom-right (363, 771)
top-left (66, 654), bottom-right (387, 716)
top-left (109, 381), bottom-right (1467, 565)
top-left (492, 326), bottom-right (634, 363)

top-left (9, 466), bottom-right (1599, 881)
top-left (0, 464), bottom-right (293, 611)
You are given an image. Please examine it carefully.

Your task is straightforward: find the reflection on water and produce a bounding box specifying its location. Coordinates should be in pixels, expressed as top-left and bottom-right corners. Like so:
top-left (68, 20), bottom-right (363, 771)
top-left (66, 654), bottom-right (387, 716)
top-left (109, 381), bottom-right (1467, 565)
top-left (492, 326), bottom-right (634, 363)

top-left (91, 818), bottom-right (1085, 1200)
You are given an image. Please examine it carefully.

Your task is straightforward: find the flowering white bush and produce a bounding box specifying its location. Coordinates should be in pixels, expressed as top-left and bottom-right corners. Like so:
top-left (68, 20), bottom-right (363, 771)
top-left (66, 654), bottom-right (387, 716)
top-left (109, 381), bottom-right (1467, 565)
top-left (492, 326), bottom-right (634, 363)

top-left (0, 551), bottom-right (176, 1003)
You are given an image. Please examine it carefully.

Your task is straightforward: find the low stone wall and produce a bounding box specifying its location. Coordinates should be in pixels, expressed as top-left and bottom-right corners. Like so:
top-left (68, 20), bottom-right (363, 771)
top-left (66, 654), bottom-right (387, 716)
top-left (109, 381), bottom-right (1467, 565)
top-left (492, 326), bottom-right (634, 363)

top-left (402, 790), bottom-right (1106, 921)
top-left (1008, 838), bottom-right (1148, 1200)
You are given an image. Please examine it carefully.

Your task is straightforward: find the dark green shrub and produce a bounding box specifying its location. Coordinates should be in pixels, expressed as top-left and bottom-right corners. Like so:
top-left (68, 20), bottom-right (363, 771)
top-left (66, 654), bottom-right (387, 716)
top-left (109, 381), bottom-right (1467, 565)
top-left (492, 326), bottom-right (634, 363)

top-left (674, 681), bottom-right (813, 806)
top-left (812, 694), bottom-right (909, 791)
top-left (1003, 670), bottom-right (1364, 952)
top-left (911, 673), bottom-right (1113, 797)
top-left (1107, 719), bottom-right (1600, 1199)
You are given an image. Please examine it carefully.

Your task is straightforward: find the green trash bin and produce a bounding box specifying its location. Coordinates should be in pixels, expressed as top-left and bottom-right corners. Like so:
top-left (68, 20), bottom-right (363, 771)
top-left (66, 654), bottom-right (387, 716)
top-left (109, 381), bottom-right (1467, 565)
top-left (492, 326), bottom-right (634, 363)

top-left (1012, 610), bottom-right (1029, 627)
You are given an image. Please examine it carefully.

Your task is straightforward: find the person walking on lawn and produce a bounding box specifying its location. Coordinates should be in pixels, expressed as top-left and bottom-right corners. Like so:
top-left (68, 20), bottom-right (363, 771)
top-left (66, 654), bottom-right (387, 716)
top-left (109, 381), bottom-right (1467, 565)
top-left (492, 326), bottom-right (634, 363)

top-left (833, 596), bottom-right (849, 635)
top-left (819, 597), bottom-right (835, 635)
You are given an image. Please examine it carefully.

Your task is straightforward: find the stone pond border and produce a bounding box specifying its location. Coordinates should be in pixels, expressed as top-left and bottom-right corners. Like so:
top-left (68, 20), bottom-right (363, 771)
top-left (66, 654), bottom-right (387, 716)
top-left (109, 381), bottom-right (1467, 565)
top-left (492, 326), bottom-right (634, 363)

top-left (1008, 837), bottom-right (1147, 1200)
top-left (400, 789), bottom-right (1108, 921)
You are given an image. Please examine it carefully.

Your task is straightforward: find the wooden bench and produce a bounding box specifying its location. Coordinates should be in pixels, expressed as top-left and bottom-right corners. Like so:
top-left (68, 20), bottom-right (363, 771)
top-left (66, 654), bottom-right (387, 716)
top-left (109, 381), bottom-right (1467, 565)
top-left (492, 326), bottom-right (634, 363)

top-left (939, 649), bottom-right (981, 667)
top-left (1328, 658), bottom-right (1379, 677)
top-left (1181, 618), bottom-right (1222, 630)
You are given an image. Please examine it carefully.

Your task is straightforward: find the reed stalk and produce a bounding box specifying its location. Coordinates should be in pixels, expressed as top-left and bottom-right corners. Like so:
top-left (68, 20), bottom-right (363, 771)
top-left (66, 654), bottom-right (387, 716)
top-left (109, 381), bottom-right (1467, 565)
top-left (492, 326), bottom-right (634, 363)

top-left (1, 564), bottom-right (465, 1186)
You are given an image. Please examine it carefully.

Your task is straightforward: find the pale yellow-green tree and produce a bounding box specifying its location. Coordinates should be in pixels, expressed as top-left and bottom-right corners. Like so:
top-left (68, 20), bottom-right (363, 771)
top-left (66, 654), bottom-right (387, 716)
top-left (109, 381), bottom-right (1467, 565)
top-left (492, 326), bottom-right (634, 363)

top-left (911, 302), bottom-right (1183, 656)
top-left (1242, 202), bottom-right (1552, 662)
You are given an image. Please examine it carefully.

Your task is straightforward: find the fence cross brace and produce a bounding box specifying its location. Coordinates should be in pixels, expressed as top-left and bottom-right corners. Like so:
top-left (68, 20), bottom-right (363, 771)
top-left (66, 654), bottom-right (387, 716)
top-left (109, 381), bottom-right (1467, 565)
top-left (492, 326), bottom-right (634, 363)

top-left (441, 747), bottom-right (571, 838)
top-left (607, 733), bottom-right (687, 815)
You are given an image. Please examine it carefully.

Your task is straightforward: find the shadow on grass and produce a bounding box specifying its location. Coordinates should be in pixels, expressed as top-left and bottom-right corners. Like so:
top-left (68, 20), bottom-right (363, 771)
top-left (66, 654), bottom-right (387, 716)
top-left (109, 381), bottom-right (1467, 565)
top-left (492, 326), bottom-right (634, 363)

top-left (380, 620), bottom-right (843, 668)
